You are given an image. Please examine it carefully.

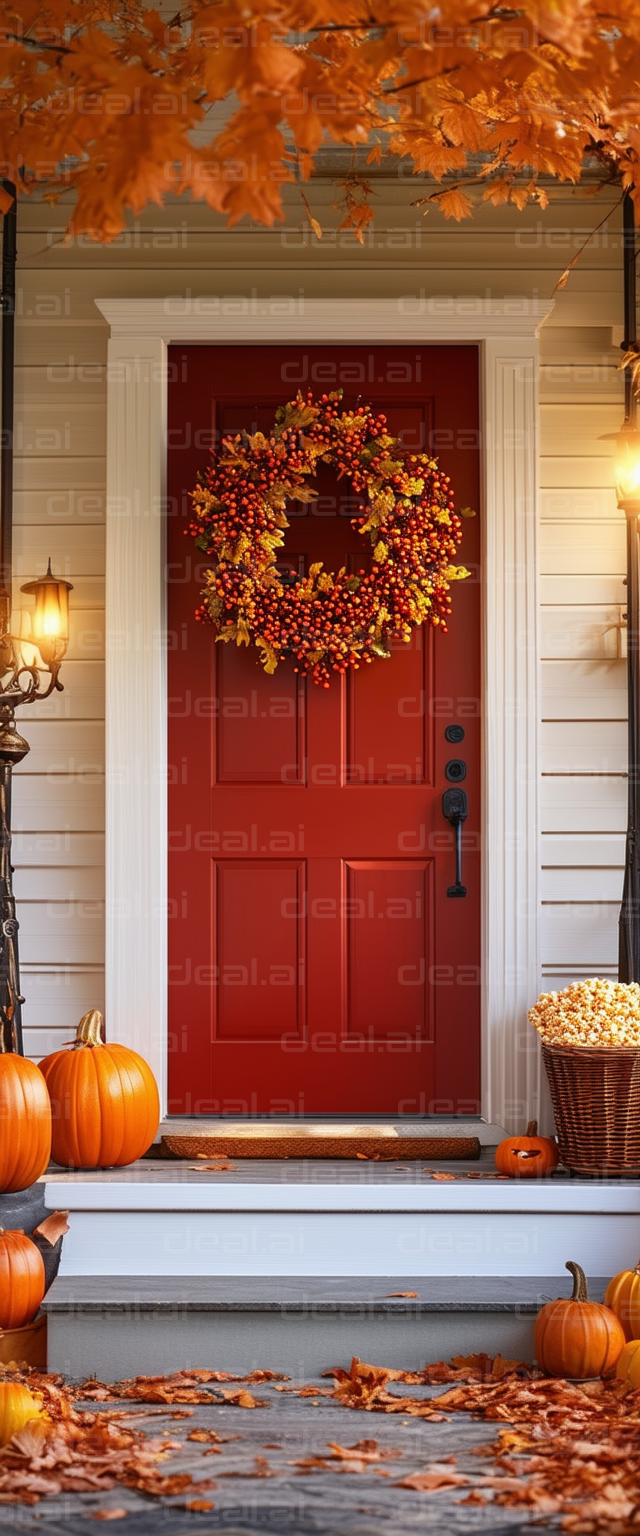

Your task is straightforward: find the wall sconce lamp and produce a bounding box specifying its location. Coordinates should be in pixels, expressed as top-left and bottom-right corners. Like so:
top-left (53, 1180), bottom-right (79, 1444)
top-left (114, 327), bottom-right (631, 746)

top-left (0, 558), bottom-right (72, 1052)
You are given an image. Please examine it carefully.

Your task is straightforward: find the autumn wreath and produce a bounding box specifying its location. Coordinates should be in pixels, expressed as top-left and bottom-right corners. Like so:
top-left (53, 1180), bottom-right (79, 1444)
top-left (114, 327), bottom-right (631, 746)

top-left (190, 390), bottom-right (469, 688)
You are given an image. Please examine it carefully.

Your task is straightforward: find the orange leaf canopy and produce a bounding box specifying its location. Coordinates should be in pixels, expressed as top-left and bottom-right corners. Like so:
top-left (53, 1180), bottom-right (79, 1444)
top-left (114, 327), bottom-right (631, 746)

top-left (2, 0), bottom-right (640, 238)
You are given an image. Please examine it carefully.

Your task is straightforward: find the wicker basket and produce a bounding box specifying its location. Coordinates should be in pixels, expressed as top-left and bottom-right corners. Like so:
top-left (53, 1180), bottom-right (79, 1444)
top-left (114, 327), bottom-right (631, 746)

top-left (542, 1042), bottom-right (640, 1175)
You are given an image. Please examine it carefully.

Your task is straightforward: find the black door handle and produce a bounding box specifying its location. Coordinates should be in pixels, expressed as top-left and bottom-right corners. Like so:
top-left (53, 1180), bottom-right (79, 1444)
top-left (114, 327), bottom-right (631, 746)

top-left (442, 787), bottom-right (468, 898)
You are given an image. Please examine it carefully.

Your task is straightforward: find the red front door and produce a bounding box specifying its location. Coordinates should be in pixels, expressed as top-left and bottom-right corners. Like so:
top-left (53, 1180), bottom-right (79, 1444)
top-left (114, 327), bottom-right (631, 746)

top-left (167, 346), bottom-right (480, 1116)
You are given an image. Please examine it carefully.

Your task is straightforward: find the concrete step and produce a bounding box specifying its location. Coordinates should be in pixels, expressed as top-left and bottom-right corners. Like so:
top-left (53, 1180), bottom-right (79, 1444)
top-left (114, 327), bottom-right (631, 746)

top-left (44, 1274), bottom-right (609, 1380)
top-left (43, 1157), bottom-right (640, 1279)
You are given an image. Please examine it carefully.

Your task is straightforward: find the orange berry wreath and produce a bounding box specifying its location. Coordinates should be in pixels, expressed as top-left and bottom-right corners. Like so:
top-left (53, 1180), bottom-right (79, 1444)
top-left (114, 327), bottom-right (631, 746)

top-left (190, 389), bottom-right (469, 688)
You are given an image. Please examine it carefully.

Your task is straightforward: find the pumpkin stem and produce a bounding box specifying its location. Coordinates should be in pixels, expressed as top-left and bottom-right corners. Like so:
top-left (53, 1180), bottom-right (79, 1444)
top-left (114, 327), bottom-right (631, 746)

top-left (566, 1260), bottom-right (589, 1302)
top-left (526, 1120), bottom-right (538, 1137)
top-left (74, 1010), bottom-right (105, 1048)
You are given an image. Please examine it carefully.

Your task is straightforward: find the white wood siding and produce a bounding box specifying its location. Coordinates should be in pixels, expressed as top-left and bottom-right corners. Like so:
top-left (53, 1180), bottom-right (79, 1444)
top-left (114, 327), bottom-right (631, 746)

top-left (4, 183), bottom-right (626, 1057)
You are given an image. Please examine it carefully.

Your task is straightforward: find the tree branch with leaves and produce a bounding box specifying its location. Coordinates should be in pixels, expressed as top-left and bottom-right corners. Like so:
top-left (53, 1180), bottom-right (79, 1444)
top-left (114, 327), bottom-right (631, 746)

top-left (2, 1), bottom-right (640, 237)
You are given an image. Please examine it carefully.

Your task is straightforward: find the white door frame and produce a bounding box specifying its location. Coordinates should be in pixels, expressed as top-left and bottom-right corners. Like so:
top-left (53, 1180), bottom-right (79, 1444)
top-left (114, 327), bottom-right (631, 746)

top-left (96, 295), bottom-right (553, 1131)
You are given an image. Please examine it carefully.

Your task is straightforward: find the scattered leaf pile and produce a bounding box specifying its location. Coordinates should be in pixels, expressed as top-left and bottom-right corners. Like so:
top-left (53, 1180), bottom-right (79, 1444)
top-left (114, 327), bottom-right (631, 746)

top-left (5, 1354), bottom-right (640, 1529)
top-left (0, 1364), bottom-right (287, 1507)
top-left (79, 1367), bottom-right (285, 1409)
top-left (0, 1377), bottom-right (210, 1507)
top-left (307, 1354), bottom-right (640, 1531)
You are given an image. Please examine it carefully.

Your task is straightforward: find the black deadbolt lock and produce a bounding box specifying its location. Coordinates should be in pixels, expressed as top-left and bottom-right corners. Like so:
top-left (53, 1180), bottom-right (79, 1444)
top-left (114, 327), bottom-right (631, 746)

top-left (445, 724), bottom-right (465, 744)
top-left (445, 758), bottom-right (467, 783)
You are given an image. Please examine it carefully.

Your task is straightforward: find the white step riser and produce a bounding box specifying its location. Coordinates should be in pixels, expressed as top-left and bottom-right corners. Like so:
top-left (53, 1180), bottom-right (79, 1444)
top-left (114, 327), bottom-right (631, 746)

top-left (57, 1209), bottom-right (640, 1278)
top-left (46, 1312), bottom-right (538, 1381)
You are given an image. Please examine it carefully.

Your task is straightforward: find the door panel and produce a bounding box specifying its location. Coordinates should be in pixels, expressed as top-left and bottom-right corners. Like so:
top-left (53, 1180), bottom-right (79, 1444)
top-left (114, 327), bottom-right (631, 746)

top-left (345, 860), bottom-right (433, 1042)
top-left (213, 861), bottom-right (305, 1040)
top-left (216, 648), bottom-right (304, 785)
top-left (345, 628), bottom-right (434, 786)
top-left (167, 345), bottom-right (481, 1116)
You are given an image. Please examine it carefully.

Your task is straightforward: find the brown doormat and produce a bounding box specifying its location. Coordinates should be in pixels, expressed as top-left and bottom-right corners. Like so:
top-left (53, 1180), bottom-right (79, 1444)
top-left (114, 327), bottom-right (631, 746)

top-left (162, 1128), bottom-right (481, 1160)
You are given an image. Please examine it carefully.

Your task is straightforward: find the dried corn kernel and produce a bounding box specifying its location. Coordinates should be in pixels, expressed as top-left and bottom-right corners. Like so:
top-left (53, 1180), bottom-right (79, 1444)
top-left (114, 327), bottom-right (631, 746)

top-left (529, 978), bottom-right (640, 1048)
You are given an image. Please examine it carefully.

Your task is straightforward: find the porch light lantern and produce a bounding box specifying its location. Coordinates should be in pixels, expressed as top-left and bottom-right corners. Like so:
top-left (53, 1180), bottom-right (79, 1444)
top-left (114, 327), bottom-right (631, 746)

top-left (615, 428), bottom-right (640, 510)
top-left (20, 559), bottom-right (72, 674)
top-left (0, 558), bottom-right (73, 1055)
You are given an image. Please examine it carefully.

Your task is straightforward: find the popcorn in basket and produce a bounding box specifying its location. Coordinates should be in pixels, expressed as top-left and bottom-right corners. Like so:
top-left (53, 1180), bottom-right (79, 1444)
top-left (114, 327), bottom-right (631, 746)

top-left (530, 979), bottom-right (640, 1175)
top-left (529, 978), bottom-right (640, 1049)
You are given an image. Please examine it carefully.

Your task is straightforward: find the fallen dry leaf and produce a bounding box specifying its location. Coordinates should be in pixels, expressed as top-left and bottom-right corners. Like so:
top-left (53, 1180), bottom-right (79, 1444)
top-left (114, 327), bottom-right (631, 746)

top-left (386, 1292), bottom-right (418, 1299)
top-left (396, 1468), bottom-right (469, 1490)
top-left (187, 1163), bottom-right (236, 1173)
top-left (91, 1512), bottom-right (128, 1522)
top-left (218, 1456), bottom-right (275, 1479)
top-left (186, 1428), bottom-right (240, 1445)
top-left (32, 1212), bottom-right (70, 1246)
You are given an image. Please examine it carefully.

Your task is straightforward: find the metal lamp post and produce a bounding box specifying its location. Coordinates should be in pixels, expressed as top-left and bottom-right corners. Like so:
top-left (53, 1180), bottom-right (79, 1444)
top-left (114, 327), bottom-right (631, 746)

top-left (0, 183), bottom-right (73, 1053)
top-left (617, 194), bottom-right (640, 981)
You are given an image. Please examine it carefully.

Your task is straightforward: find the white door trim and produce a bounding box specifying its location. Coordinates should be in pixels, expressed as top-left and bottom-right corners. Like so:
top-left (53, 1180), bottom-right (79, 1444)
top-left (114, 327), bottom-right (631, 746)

top-left (96, 295), bottom-right (553, 1131)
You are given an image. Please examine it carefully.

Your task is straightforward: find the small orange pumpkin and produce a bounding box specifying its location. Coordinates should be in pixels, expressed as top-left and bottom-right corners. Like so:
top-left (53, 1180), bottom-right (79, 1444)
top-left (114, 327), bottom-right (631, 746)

top-left (605, 1261), bottom-right (640, 1341)
top-left (0, 1229), bottom-right (45, 1330)
top-left (0, 1382), bottom-right (43, 1446)
top-left (495, 1120), bottom-right (559, 1178)
top-left (0, 1053), bottom-right (51, 1193)
top-left (616, 1338), bottom-right (640, 1386)
top-left (534, 1261), bottom-right (626, 1378)
top-left (39, 1010), bottom-right (160, 1169)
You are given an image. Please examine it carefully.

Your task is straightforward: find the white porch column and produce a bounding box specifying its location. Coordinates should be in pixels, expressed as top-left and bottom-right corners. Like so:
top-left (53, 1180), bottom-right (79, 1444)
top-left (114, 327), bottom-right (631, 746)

top-left (482, 338), bottom-right (542, 1131)
top-left (96, 298), bottom-right (551, 1126)
top-left (104, 336), bottom-right (168, 1102)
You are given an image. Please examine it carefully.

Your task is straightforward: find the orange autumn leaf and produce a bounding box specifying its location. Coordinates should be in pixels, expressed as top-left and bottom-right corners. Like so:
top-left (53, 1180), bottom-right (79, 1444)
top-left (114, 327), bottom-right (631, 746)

top-left (187, 1163), bottom-right (237, 1173)
top-left (32, 1212), bottom-right (70, 1246)
top-left (386, 1292), bottom-right (419, 1298)
top-left (219, 1455), bottom-right (275, 1478)
top-left (396, 1468), bottom-right (469, 1490)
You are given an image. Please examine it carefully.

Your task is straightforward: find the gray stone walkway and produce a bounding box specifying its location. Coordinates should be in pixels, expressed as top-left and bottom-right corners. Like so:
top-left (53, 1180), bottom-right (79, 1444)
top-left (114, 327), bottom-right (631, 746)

top-left (0, 1380), bottom-right (557, 1536)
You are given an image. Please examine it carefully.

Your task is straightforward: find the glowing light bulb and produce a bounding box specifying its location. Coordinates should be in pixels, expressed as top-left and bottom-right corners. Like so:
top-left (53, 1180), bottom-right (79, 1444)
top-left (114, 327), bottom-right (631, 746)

top-left (615, 429), bottom-right (640, 507)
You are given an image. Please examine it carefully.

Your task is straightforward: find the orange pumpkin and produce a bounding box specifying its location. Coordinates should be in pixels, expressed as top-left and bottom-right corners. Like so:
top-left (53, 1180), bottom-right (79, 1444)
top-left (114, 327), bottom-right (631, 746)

top-left (616, 1338), bottom-right (640, 1386)
top-left (495, 1120), bottom-right (559, 1178)
top-left (0, 1229), bottom-right (45, 1330)
top-left (0, 1382), bottom-right (43, 1446)
top-left (0, 1053), bottom-right (51, 1193)
top-left (534, 1261), bottom-right (626, 1378)
top-left (605, 1261), bottom-right (640, 1341)
top-left (39, 1010), bottom-right (160, 1168)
